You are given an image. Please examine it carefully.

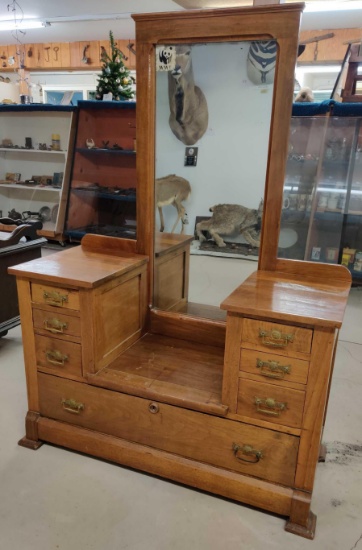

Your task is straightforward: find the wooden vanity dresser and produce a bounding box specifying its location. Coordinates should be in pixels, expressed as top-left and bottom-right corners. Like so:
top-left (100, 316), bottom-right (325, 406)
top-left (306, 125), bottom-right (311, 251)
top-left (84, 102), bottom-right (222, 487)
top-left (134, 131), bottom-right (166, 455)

top-left (9, 4), bottom-right (351, 539)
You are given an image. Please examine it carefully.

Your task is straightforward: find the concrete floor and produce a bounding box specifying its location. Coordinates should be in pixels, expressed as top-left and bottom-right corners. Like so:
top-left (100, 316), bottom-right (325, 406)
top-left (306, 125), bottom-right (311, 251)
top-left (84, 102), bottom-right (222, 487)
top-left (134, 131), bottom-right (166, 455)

top-left (1, 254), bottom-right (362, 550)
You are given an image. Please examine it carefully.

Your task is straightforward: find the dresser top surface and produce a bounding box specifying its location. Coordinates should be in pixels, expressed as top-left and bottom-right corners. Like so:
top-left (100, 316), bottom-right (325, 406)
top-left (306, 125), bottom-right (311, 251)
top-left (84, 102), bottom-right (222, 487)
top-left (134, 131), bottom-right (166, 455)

top-left (221, 269), bottom-right (351, 328)
top-left (8, 245), bottom-right (148, 288)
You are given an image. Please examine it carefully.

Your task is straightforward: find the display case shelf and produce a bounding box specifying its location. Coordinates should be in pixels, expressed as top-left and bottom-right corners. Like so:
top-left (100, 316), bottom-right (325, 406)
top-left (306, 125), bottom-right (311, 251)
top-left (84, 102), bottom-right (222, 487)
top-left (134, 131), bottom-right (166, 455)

top-left (279, 101), bottom-right (362, 282)
top-left (65, 100), bottom-right (137, 242)
top-left (0, 105), bottom-right (77, 242)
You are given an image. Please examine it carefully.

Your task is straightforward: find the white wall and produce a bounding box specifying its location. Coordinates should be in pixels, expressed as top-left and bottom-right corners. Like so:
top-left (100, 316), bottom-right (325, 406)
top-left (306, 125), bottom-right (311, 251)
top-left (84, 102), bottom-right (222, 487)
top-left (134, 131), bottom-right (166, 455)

top-left (155, 42), bottom-right (274, 239)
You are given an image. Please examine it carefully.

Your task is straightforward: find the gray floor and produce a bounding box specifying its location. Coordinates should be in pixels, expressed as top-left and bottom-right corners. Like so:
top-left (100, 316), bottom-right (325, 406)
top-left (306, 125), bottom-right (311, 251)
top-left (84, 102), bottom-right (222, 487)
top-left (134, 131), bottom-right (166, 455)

top-left (1, 254), bottom-right (362, 550)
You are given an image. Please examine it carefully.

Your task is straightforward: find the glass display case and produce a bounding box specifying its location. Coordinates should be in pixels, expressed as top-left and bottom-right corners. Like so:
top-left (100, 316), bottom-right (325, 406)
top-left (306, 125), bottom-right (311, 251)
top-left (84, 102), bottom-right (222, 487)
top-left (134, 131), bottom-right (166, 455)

top-left (278, 101), bottom-right (362, 282)
top-left (64, 100), bottom-right (137, 241)
top-left (0, 105), bottom-right (77, 242)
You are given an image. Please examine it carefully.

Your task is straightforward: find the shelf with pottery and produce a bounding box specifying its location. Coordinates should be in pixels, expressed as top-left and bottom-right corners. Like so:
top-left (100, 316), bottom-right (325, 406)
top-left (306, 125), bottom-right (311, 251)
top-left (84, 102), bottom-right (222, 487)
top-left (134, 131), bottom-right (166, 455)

top-left (0, 105), bottom-right (77, 241)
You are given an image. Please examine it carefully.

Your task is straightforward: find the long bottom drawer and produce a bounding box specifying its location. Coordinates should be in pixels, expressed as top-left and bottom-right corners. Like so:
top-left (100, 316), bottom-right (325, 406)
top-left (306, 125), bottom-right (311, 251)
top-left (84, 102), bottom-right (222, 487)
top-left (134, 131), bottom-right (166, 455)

top-left (38, 373), bottom-right (299, 486)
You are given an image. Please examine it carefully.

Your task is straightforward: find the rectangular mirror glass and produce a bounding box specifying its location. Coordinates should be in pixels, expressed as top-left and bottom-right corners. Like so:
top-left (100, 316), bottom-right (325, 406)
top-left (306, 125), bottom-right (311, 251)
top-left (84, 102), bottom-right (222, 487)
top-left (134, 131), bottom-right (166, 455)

top-left (154, 41), bottom-right (276, 318)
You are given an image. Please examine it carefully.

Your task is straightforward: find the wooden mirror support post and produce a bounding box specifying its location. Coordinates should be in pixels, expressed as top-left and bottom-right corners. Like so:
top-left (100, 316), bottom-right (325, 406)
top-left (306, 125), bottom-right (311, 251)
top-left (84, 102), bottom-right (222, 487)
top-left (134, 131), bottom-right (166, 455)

top-left (9, 4), bottom-right (351, 540)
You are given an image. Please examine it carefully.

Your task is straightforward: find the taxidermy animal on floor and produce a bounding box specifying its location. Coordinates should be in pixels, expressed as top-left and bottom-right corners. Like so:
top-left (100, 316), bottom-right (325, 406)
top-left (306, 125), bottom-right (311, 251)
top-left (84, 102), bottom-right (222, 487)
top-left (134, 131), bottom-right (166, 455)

top-left (295, 87), bottom-right (314, 102)
top-left (196, 201), bottom-right (263, 248)
top-left (155, 174), bottom-right (191, 234)
top-left (168, 45), bottom-right (209, 146)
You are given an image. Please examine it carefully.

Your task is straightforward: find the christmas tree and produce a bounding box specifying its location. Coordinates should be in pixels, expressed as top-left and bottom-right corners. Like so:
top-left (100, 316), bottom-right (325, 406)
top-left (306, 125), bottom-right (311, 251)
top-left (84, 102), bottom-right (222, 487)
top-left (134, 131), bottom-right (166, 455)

top-left (95, 31), bottom-right (135, 101)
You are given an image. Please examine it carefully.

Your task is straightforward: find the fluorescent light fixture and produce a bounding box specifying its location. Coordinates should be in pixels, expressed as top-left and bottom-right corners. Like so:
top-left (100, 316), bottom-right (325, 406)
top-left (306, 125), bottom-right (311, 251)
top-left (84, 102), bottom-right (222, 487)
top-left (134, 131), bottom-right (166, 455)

top-left (0, 20), bottom-right (50, 31)
top-left (305, 1), bottom-right (362, 12)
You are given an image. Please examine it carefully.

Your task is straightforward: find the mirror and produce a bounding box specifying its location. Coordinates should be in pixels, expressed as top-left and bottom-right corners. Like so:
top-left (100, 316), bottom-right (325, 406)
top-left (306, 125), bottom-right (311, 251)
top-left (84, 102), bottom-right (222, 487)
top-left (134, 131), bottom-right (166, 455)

top-left (154, 40), bottom-right (276, 318)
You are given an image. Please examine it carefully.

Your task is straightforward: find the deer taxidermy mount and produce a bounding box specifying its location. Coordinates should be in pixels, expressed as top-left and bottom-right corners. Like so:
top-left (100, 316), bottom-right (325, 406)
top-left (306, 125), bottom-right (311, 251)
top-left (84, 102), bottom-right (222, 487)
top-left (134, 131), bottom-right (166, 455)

top-left (168, 45), bottom-right (209, 145)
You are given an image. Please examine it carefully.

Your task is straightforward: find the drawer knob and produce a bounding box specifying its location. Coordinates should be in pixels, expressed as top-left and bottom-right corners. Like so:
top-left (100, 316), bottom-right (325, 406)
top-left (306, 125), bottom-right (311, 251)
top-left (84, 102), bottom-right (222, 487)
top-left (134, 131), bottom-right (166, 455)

top-left (254, 397), bottom-right (287, 417)
top-left (148, 402), bottom-right (159, 414)
top-left (232, 443), bottom-right (263, 464)
top-left (61, 398), bottom-right (84, 414)
top-left (44, 318), bottom-right (68, 334)
top-left (45, 349), bottom-right (69, 366)
top-left (43, 290), bottom-right (69, 307)
top-left (259, 328), bottom-right (294, 348)
top-left (256, 358), bottom-right (291, 379)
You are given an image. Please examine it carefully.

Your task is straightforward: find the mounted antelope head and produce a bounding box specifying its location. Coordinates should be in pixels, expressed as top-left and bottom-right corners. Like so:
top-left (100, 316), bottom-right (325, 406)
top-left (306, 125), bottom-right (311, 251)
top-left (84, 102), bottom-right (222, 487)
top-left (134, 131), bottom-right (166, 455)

top-left (155, 174), bottom-right (191, 234)
top-left (168, 45), bottom-right (209, 146)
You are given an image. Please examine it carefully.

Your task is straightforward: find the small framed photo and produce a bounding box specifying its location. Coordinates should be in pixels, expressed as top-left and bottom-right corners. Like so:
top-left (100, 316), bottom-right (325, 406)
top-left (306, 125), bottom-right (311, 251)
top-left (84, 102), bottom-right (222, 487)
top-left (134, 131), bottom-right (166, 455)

top-left (311, 247), bottom-right (321, 261)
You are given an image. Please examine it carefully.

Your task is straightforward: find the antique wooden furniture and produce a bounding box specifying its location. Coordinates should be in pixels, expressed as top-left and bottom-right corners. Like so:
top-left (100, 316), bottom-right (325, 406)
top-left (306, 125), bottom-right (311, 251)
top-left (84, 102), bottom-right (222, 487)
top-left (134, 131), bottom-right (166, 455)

top-left (9, 5), bottom-right (351, 539)
top-left (0, 218), bottom-right (45, 337)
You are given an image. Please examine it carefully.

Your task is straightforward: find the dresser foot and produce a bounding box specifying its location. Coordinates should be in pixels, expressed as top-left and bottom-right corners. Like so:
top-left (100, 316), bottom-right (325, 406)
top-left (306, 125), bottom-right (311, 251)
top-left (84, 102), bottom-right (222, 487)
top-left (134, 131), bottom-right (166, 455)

top-left (319, 442), bottom-right (327, 462)
top-left (18, 436), bottom-right (43, 450)
top-left (18, 411), bottom-right (43, 450)
top-left (285, 490), bottom-right (316, 539)
top-left (285, 511), bottom-right (316, 539)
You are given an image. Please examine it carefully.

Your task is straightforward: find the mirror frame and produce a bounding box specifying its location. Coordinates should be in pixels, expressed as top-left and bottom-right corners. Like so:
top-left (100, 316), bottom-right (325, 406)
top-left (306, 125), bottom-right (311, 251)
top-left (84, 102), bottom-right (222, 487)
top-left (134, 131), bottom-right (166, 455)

top-left (133, 4), bottom-right (304, 305)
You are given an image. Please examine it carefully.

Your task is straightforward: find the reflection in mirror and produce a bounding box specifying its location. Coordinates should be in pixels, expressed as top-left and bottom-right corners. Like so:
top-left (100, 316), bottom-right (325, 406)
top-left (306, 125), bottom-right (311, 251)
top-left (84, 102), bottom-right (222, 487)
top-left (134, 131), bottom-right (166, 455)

top-left (154, 41), bottom-right (276, 319)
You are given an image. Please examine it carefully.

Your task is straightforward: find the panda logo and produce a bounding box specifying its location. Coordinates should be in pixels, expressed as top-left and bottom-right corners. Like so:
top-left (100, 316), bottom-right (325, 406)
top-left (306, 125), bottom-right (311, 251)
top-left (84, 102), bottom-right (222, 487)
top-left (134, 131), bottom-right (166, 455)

top-left (159, 46), bottom-right (174, 65)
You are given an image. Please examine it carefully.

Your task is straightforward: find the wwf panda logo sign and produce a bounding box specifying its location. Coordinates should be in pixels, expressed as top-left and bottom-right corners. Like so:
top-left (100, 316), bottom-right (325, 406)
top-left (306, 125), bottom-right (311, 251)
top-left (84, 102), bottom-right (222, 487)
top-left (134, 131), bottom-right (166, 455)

top-left (156, 45), bottom-right (176, 71)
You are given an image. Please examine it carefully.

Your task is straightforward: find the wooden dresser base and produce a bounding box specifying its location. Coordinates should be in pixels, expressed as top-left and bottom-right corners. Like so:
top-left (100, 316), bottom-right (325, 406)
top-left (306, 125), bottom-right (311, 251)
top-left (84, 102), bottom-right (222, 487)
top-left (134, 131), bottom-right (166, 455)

top-left (19, 412), bottom-right (317, 538)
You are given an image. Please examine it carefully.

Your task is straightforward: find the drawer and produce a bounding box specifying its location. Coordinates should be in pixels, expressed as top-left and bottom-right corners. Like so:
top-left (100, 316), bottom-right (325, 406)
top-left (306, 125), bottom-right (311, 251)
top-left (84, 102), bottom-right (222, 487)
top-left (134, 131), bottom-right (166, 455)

top-left (242, 318), bottom-right (312, 356)
top-left (240, 349), bottom-right (309, 386)
top-left (33, 308), bottom-right (81, 340)
top-left (31, 283), bottom-right (80, 311)
top-left (38, 373), bottom-right (299, 486)
top-left (35, 335), bottom-right (82, 378)
top-left (237, 378), bottom-right (305, 429)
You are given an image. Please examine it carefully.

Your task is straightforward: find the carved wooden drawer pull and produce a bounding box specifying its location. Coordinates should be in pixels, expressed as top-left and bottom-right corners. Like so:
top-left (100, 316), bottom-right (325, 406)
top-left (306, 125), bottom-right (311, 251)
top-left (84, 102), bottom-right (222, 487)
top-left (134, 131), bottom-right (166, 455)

top-left (254, 397), bottom-right (287, 417)
top-left (61, 398), bottom-right (84, 414)
top-left (232, 443), bottom-right (263, 464)
top-left (44, 318), bottom-right (68, 334)
top-left (256, 358), bottom-right (291, 379)
top-left (43, 290), bottom-right (69, 307)
top-left (258, 328), bottom-right (294, 348)
top-left (45, 349), bottom-right (69, 366)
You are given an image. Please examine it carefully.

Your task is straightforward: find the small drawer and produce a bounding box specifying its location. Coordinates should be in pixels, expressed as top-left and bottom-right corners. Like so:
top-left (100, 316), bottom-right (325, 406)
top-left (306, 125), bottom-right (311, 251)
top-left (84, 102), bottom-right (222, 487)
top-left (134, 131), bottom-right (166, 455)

top-left (35, 334), bottom-right (82, 378)
top-left (242, 318), bottom-right (312, 356)
top-left (237, 378), bottom-right (305, 429)
top-left (33, 308), bottom-right (81, 339)
top-left (31, 283), bottom-right (79, 311)
top-left (240, 349), bottom-right (309, 385)
top-left (38, 373), bottom-right (299, 486)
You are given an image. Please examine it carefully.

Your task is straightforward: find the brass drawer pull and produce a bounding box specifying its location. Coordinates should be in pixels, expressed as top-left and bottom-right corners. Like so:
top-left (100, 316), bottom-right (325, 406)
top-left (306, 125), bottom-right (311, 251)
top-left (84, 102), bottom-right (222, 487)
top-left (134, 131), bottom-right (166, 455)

top-left (259, 328), bottom-right (294, 348)
top-left (44, 318), bottom-right (68, 334)
top-left (255, 397), bottom-right (287, 417)
top-left (45, 350), bottom-right (69, 366)
top-left (256, 358), bottom-right (291, 379)
top-left (232, 443), bottom-right (263, 464)
top-left (43, 290), bottom-right (69, 307)
top-left (61, 398), bottom-right (84, 414)
top-left (148, 402), bottom-right (159, 414)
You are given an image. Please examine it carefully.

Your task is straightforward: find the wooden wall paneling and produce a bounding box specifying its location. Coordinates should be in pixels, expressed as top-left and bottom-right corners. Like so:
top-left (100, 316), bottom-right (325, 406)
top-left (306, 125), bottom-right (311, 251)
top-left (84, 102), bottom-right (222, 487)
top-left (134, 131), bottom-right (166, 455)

top-left (126, 40), bottom-right (136, 70)
top-left (0, 46), bottom-right (8, 69)
top-left (42, 42), bottom-right (53, 68)
top-left (50, 42), bottom-right (62, 68)
top-left (298, 28), bottom-right (362, 64)
top-left (24, 44), bottom-right (36, 69)
top-left (99, 40), bottom-right (112, 65)
top-left (77, 41), bottom-right (99, 68)
top-left (69, 41), bottom-right (81, 68)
